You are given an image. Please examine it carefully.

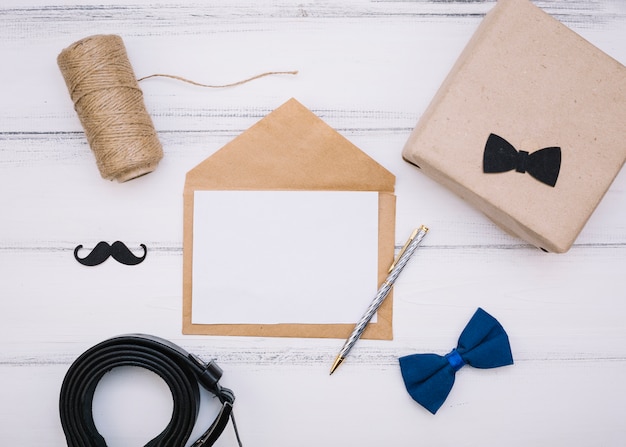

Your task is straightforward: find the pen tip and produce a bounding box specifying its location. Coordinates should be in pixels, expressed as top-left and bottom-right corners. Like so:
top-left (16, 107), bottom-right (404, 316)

top-left (330, 356), bottom-right (343, 375)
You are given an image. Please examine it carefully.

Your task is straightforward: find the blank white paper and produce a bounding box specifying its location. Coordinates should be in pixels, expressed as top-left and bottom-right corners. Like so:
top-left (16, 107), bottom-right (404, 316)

top-left (191, 190), bottom-right (379, 325)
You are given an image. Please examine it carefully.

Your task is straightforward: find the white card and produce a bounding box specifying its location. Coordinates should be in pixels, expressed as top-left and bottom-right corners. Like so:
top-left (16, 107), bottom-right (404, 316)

top-left (191, 190), bottom-right (379, 325)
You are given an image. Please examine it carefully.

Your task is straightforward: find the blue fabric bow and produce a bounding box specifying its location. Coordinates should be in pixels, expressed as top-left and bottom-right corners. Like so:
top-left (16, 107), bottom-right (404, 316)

top-left (399, 308), bottom-right (513, 414)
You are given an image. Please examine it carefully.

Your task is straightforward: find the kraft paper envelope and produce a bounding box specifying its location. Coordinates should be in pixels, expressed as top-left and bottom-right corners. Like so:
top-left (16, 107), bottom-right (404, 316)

top-left (183, 98), bottom-right (396, 339)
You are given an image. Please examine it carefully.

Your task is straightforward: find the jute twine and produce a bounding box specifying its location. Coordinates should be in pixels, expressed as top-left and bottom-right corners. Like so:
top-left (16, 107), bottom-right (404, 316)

top-left (57, 34), bottom-right (163, 182)
top-left (57, 34), bottom-right (298, 183)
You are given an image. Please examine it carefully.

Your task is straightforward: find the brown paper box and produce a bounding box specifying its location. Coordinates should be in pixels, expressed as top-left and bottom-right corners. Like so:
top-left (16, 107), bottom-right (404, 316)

top-left (402, 0), bottom-right (626, 253)
top-left (183, 98), bottom-right (396, 338)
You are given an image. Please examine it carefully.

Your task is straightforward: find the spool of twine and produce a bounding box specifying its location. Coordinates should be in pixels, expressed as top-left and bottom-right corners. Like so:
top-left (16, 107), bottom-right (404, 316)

top-left (57, 35), bottom-right (163, 182)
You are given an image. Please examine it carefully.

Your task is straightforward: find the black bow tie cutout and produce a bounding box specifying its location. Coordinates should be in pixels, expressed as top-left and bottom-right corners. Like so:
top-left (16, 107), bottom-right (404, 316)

top-left (483, 133), bottom-right (561, 187)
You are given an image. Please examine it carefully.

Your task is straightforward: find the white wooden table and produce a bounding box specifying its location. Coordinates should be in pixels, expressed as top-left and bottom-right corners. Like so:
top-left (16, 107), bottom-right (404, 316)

top-left (1, 1), bottom-right (625, 445)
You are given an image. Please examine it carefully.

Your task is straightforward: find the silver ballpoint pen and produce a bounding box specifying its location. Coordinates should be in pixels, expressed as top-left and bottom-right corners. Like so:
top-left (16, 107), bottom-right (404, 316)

top-left (330, 225), bottom-right (429, 374)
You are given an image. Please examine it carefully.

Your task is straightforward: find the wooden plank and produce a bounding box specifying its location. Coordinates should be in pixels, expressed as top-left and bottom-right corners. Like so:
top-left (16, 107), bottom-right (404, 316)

top-left (1, 1), bottom-right (625, 446)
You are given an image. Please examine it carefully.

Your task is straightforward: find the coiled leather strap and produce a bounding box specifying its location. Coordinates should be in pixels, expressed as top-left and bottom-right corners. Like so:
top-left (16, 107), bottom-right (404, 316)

top-left (59, 334), bottom-right (241, 447)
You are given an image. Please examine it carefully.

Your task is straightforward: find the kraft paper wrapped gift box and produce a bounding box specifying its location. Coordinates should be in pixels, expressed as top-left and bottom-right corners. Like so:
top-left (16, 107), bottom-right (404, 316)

top-left (402, 0), bottom-right (626, 253)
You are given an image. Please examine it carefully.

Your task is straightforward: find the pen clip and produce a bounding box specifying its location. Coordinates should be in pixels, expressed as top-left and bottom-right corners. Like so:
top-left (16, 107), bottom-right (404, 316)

top-left (388, 228), bottom-right (420, 273)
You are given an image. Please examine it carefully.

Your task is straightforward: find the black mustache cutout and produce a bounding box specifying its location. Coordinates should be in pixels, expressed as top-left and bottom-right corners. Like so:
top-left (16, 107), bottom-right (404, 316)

top-left (74, 241), bottom-right (147, 266)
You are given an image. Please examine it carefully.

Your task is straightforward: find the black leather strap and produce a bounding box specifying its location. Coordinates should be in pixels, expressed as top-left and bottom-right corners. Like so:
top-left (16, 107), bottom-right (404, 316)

top-left (59, 334), bottom-right (242, 447)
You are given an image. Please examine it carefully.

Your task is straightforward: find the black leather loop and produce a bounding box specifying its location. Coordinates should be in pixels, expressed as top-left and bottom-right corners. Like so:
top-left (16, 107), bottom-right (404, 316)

top-left (59, 334), bottom-right (241, 447)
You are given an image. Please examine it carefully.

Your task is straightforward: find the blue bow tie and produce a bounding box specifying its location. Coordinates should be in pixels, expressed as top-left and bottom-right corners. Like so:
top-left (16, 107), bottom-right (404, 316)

top-left (399, 308), bottom-right (513, 414)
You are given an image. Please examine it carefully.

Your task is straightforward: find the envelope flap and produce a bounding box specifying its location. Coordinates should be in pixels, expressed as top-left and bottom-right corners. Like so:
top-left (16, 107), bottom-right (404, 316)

top-left (185, 98), bottom-right (395, 192)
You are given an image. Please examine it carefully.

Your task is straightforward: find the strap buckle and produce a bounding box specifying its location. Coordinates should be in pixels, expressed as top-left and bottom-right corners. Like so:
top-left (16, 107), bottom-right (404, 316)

top-left (188, 353), bottom-right (242, 447)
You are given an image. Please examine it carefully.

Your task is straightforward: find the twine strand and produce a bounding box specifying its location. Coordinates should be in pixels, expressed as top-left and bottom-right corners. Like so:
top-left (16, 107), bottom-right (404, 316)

top-left (137, 70), bottom-right (298, 88)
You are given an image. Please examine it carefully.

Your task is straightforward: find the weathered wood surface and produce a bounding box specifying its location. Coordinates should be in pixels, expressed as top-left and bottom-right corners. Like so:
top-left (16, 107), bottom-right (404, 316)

top-left (1, 1), bottom-right (625, 445)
